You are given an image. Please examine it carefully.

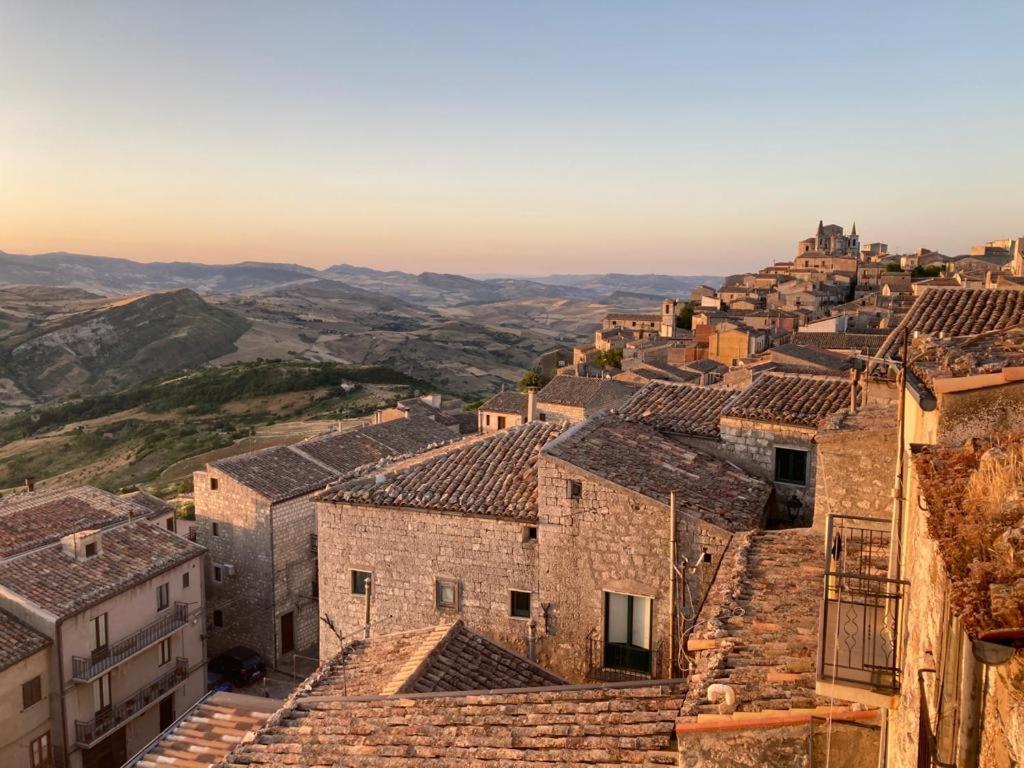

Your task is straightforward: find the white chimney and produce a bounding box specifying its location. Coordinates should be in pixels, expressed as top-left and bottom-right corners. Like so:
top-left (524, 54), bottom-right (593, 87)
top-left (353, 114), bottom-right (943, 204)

top-left (526, 387), bottom-right (538, 422)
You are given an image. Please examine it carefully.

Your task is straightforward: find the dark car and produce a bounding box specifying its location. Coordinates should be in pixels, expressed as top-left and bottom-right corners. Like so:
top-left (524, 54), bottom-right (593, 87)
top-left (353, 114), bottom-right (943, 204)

top-left (206, 669), bottom-right (232, 693)
top-left (209, 646), bottom-right (265, 687)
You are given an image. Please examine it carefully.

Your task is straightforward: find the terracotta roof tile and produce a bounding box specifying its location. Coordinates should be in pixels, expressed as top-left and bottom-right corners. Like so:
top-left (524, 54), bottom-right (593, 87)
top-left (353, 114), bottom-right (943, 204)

top-left (0, 608), bottom-right (50, 672)
top-left (909, 325), bottom-right (1024, 391)
top-left (536, 376), bottom-right (637, 409)
top-left (877, 288), bottom-right (1024, 360)
top-left (479, 391), bottom-right (529, 418)
top-left (0, 486), bottom-right (160, 558)
top-left (789, 332), bottom-right (887, 353)
top-left (0, 521), bottom-right (204, 618)
top-left (619, 382), bottom-right (735, 438)
top-left (210, 445), bottom-right (336, 501)
top-left (722, 372), bottom-right (852, 428)
top-left (320, 421), bottom-right (562, 521)
top-left (543, 415), bottom-right (770, 531)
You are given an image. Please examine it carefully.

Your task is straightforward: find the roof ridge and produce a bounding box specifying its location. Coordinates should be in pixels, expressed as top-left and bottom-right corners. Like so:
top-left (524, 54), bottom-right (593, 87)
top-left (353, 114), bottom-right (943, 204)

top-left (386, 622), bottom-right (460, 695)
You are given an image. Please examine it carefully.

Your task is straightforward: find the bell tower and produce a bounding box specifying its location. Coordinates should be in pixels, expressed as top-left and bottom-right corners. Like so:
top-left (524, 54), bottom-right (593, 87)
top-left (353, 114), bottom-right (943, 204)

top-left (660, 298), bottom-right (678, 338)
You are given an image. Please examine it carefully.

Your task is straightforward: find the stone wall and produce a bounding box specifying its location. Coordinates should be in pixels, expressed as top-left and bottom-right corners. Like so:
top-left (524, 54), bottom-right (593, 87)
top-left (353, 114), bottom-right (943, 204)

top-left (938, 382), bottom-right (1024, 447)
top-left (271, 495), bottom-right (319, 662)
top-left (720, 417), bottom-right (817, 525)
top-left (316, 501), bottom-right (538, 661)
top-left (537, 402), bottom-right (586, 423)
top-left (194, 469), bottom-right (277, 666)
top-left (980, 656), bottom-right (1024, 767)
top-left (812, 416), bottom-right (897, 530)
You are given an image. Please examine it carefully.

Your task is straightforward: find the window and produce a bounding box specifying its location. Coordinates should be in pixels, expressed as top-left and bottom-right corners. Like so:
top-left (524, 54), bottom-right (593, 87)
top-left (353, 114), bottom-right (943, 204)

top-left (210, 477), bottom-right (219, 491)
top-left (485, 414), bottom-right (491, 427)
top-left (538, 413), bottom-right (547, 422)
top-left (22, 675), bottom-right (42, 709)
top-left (213, 565), bottom-right (223, 583)
top-left (212, 522), bottom-right (220, 536)
top-left (351, 570), bottom-right (371, 595)
top-left (29, 732), bottom-right (50, 768)
top-left (93, 673), bottom-right (111, 711)
top-left (497, 415), bottom-right (507, 430)
top-left (166, 516), bottom-right (175, 531)
top-left (89, 613), bottom-right (108, 652)
top-left (84, 541), bottom-right (97, 559)
top-left (157, 582), bottom-right (170, 611)
top-left (158, 638), bottom-right (171, 666)
top-left (182, 572), bottom-right (190, 589)
top-left (567, 479), bottom-right (582, 500)
top-left (435, 578), bottom-right (460, 610)
top-left (774, 447), bottom-right (808, 485)
top-left (213, 610), bottom-right (223, 628)
top-left (523, 525), bottom-right (538, 543)
top-left (510, 590), bottom-right (531, 619)
top-left (604, 591), bottom-right (652, 673)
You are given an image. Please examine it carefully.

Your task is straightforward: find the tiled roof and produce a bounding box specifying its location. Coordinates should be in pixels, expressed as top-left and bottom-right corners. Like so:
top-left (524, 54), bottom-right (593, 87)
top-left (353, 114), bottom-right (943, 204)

top-left (681, 529), bottom-right (829, 717)
top-left (684, 358), bottom-right (728, 374)
top-left (311, 622), bottom-right (565, 698)
top-left (479, 390), bottom-right (528, 417)
top-left (0, 486), bottom-right (158, 558)
top-left (909, 325), bottom-right (1024, 391)
top-left (217, 680), bottom-right (688, 767)
top-left (789, 331), bottom-right (887, 353)
top-left (128, 692), bottom-right (280, 768)
top-left (722, 372), bottom-right (852, 428)
top-left (544, 415), bottom-right (770, 531)
top-left (536, 376), bottom-right (636, 410)
top-left (619, 382), bottom-right (735, 438)
top-left (211, 417), bottom-right (457, 501)
top-left (877, 288), bottom-right (1024, 360)
top-left (768, 343), bottom-right (853, 372)
top-left (320, 421), bottom-right (562, 521)
top-left (0, 521), bottom-right (204, 618)
top-left (121, 491), bottom-right (175, 516)
top-left (0, 608), bottom-right (50, 672)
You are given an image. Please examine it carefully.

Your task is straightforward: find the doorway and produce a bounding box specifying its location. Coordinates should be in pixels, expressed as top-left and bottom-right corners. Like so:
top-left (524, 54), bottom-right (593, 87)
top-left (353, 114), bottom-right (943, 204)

top-left (159, 694), bottom-right (175, 731)
top-left (280, 611), bottom-right (295, 655)
top-left (603, 591), bottom-right (652, 674)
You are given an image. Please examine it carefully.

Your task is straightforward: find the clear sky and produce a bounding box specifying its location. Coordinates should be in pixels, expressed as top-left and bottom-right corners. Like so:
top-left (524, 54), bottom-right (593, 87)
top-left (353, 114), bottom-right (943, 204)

top-left (2, 1), bottom-right (1022, 275)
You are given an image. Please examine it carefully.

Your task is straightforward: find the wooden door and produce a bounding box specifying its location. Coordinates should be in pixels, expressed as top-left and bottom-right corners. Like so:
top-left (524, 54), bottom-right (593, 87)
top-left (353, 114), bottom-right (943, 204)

top-left (280, 611), bottom-right (295, 655)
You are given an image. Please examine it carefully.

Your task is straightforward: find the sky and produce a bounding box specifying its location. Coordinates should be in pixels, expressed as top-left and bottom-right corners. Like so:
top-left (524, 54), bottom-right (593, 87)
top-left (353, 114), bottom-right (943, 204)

top-left (1, 1), bottom-right (1022, 276)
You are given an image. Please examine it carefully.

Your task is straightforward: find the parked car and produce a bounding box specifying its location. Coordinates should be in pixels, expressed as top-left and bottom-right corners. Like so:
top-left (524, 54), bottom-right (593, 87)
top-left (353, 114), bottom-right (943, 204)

top-left (206, 669), bottom-right (232, 693)
top-left (209, 646), bottom-right (265, 687)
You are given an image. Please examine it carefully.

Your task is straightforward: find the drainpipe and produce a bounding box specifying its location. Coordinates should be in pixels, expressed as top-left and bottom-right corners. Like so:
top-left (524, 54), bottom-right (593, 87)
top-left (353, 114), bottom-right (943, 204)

top-left (56, 616), bottom-right (69, 768)
top-left (668, 491), bottom-right (678, 678)
top-left (527, 619), bottom-right (537, 662)
top-left (956, 645), bottom-right (983, 768)
top-left (363, 577), bottom-right (372, 640)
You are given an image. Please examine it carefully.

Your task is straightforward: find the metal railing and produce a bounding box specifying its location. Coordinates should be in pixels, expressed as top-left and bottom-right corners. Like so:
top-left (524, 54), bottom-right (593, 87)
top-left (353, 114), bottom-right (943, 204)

top-left (75, 657), bottom-right (188, 748)
top-left (817, 514), bottom-right (908, 696)
top-left (72, 603), bottom-right (188, 682)
top-left (586, 629), bottom-right (663, 683)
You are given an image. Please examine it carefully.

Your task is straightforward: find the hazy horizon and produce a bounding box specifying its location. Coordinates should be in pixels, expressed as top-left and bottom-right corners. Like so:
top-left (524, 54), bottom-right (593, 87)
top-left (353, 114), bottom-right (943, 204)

top-left (3, 1), bottom-right (1022, 274)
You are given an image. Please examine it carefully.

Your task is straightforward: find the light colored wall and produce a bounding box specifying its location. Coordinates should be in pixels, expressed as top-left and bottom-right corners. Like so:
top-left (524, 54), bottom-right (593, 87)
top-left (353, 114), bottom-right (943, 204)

top-left (316, 501), bottom-right (538, 661)
top-left (478, 410), bottom-right (525, 432)
top-left (0, 649), bottom-right (51, 768)
top-left (536, 403), bottom-right (587, 424)
top-left (813, 423), bottom-right (897, 529)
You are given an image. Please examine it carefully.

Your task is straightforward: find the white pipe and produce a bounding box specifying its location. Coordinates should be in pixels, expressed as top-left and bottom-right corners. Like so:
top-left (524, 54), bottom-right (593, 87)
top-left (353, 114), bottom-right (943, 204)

top-left (707, 683), bottom-right (737, 711)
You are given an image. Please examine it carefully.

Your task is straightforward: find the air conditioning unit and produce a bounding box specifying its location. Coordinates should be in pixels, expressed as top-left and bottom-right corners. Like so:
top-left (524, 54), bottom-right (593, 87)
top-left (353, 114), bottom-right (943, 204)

top-left (222, 564), bottom-right (236, 577)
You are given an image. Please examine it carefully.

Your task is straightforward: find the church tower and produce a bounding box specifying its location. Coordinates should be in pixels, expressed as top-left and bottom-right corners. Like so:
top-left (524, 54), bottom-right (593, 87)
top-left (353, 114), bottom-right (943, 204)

top-left (815, 219), bottom-right (825, 251)
top-left (849, 221), bottom-right (860, 256)
top-left (660, 298), bottom-right (678, 339)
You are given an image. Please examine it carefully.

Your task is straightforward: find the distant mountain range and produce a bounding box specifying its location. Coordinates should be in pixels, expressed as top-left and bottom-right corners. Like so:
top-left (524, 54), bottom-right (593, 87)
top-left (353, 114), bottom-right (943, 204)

top-left (0, 251), bottom-right (720, 302)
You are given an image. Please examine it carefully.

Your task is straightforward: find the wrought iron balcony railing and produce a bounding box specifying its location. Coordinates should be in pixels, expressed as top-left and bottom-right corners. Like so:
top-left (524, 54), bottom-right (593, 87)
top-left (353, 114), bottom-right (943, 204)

top-left (586, 628), bottom-right (663, 683)
top-left (75, 657), bottom-right (188, 748)
top-left (72, 603), bottom-right (188, 682)
top-left (817, 514), bottom-right (908, 697)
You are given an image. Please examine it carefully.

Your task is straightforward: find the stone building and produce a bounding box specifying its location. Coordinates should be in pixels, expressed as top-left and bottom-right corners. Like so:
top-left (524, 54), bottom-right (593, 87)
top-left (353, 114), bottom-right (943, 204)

top-left (602, 298), bottom-right (681, 341)
top-left (719, 372), bottom-right (857, 524)
top-left (476, 389), bottom-right (529, 432)
top-left (531, 375), bottom-right (636, 423)
top-left (194, 415), bottom-right (457, 670)
top-left (316, 415), bottom-right (771, 683)
top-left (0, 610), bottom-right (52, 768)
top-left (797, 220), bottom-right (860, 258)
top-left (0, 494), bottom-right (207, 768)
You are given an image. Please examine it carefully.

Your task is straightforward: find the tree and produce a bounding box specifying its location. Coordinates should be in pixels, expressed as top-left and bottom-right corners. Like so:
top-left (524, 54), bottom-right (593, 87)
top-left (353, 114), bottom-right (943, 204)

top-left (885, 262), bottom-right (903, 272)
top-left (593, 347), bottom-right (623, 369)
top-left (676, 302), bottom-right (695, 330)
top-left (517, 370), bottom-right (549, 392)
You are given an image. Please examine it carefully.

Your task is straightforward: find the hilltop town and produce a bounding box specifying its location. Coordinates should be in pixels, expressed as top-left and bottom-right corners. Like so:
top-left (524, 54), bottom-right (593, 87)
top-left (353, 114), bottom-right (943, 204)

top-left (2, 224), bottom-right (1024, 768)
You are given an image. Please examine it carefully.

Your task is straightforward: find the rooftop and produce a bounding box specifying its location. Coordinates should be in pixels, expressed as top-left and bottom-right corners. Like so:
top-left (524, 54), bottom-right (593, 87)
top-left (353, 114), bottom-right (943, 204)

top-left (908, 325), bottom-right (1024, 392)
top-left (536, 375), bottom-right (636, 409)
top-left (619, 381), bottom-right (735, 438)
top-left (217, 680), bottom-right (688, 767)
top-left (0, 486), bottom-right (159, 559)
top-left (0, 608), bottom-right (50, 672)
top-left (789, 331), bottom-right (887, 353)
top-left (310, 622), bottom-right (565, 698)
top-left (722, 372), bottom-right (853, 428)
top-left (479, 390), bottom-right (528, 418)
top-left (768, 343), bottom-right (854, 372)
top-left (543, 414), bottom-right (770, 531)
top-left (877, 288), bottom-right (1024, 360)
top-left (210, 416), bottom-right (457, 502)
top-left (320, 421), bottom-right (562, 521)
top-left (127, 692), bottom-right (280, 768)
top-left (0, 521), bottom-right (204, 618)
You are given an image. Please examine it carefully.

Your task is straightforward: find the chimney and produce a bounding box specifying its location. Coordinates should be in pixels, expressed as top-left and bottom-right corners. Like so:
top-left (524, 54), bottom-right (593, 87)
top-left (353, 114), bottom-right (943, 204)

top-left (526, 387), bottom-right (538, 422)
top-left (24, 478), bottom-right (34, 493)
top-left (62, 529), bottom-right (102, 562)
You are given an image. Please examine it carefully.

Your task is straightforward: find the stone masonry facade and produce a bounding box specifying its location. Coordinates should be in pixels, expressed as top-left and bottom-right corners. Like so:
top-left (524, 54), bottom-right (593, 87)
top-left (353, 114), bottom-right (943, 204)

top-left (316, 502), bottom-right (539, 661)
top-left (720, 417), bottom-right (818, 524)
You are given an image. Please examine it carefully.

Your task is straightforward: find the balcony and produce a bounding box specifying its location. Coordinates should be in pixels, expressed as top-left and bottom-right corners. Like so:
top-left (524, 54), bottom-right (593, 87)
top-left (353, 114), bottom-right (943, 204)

top-left (75, 657), bottom-right (188, 748)
top-left (72, 603), bottom-right (188, 682)
top-left (586, 628), bottom-right (664, 683)
top-left (816, 514), bottom-right (908, 708)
